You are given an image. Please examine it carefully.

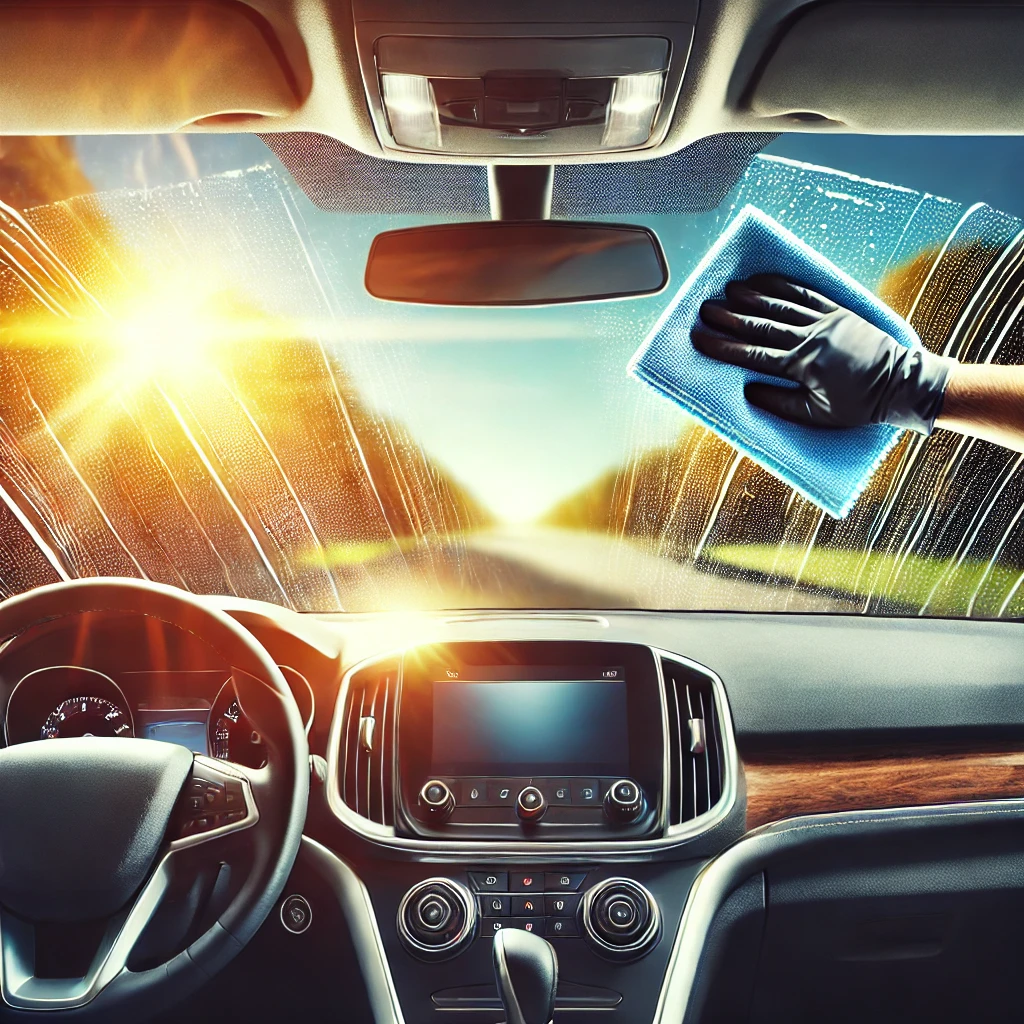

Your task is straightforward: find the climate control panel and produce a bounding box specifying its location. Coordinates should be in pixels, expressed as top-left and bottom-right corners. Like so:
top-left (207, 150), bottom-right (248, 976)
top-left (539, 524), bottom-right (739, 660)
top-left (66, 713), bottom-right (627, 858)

top-left (396, 869), bottom-right (660, 962)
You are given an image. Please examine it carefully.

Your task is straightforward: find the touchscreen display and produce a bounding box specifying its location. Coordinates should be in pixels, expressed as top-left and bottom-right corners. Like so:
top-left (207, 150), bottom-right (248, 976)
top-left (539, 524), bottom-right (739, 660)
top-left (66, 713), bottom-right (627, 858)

top-left (430, 674), bottom-right (629, 776)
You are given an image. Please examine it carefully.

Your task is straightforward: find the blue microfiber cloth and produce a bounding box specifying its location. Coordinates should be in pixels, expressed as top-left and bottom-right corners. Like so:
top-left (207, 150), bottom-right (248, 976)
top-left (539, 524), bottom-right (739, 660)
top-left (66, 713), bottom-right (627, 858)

top-left (628, 204), bottom-right (920, 518)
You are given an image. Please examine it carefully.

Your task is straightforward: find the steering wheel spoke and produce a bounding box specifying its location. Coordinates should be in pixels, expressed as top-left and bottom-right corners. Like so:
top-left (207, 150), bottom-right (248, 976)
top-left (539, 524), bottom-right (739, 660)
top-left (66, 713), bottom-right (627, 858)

top-left (171, 755), bottom-right (261, 849)
top-left (0, 854), bottom-right (174, 1012)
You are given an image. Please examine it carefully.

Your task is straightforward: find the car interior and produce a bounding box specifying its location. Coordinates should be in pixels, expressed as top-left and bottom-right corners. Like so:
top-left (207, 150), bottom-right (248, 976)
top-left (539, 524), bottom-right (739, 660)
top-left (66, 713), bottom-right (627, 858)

top-left (0, 1), bottom-right (1022, 1022)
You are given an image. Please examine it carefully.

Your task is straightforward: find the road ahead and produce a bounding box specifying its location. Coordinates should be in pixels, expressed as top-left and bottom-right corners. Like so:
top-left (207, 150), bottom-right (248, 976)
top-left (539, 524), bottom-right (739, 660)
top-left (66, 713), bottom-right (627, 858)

top-left (335, 525), bottom-right (856, 612)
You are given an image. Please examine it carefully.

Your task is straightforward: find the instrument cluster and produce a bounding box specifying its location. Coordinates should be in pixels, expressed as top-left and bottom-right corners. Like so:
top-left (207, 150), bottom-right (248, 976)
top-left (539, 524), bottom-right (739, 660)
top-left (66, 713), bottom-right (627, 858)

top-left (4, 662), bottom-right (313, 764)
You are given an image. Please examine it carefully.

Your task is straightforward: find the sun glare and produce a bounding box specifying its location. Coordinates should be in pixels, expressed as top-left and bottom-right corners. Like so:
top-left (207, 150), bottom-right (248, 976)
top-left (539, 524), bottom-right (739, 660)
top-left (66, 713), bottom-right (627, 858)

top-left (108, 285), bottom-right (225, 388)
top-left (0, 268), bottom-right (308, 461)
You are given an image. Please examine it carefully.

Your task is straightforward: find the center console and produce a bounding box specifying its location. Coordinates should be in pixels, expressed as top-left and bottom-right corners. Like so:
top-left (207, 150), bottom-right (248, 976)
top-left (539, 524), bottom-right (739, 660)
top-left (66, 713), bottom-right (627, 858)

top-left (327, 638), bottom-right (736, 1023)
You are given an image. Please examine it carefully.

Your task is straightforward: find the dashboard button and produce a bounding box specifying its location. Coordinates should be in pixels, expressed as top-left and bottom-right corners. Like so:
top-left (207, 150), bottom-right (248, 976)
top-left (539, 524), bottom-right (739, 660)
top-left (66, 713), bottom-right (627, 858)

top-left (488, 778), bottom-right (527, 805)
top-left (544, 779), bottom-right (572, 804)
top-left (483, 919), bottom-right (506, 936)
top-left (510, 872), bottom-right (542, 893)
top-left (545, 894), bottom-right (581, 916)
top-left (511, 896), bottom-right (542, 916)
top-left (546, 917), bottom-right (579, 938)
top-left (571, 779), bottom-right (601, 805)
top-left (481, 895), bottom-right (510, 917)
top-left (544, 872), bottom-right (587, 892)
top-left (509, 918), bottom-right (543, 934)
top-left (462, 780), bottom-right (488, 805)
top-left (469, 871), bottom-right (508, 892)
top-left (280, 894), bottom-right (312, 935)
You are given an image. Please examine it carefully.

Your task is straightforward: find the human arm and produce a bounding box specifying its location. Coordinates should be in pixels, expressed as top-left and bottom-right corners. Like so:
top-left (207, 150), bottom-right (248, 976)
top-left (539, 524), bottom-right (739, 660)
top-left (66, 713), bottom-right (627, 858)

top-left (933, 362), bottom-right (1024, 452)
top-left (692, 273), bottom-right (1024, 451)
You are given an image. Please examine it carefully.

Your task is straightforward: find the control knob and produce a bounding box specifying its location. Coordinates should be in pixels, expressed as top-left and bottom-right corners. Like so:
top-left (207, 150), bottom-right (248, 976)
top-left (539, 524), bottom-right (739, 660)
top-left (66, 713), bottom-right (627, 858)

top-left (419, 779), bottom-right (455, 821)
top-left (603, 778), bottom-right (645, 825)
top-left (397, 878), bottom-right (476, 961)
top-left (582, 878), bottom-right (660, 961)
top-left (516, 785), bottom-right (547, 823)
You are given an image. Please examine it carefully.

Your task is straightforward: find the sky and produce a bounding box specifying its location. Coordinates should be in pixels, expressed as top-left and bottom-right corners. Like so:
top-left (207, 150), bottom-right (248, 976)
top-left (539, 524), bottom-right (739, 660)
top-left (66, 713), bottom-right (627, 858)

top-left (71, 131), bottom-right (1024, 522)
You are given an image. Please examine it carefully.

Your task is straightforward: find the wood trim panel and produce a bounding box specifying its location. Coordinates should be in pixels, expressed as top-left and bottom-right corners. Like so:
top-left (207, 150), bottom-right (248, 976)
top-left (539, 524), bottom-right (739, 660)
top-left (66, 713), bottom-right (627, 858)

top-left (744, 745), bottom-right (1024, 830)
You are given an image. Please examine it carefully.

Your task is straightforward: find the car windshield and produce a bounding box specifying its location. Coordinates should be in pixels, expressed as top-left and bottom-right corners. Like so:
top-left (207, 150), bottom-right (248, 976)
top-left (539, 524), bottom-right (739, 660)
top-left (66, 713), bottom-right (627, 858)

top-left (0, 132), bottom-right (1022, 616)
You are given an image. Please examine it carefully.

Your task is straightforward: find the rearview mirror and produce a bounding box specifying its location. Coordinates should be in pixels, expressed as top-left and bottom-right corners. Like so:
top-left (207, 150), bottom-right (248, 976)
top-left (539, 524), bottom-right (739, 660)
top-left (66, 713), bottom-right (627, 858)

top-left (364, 221), bottom-right (668, 306)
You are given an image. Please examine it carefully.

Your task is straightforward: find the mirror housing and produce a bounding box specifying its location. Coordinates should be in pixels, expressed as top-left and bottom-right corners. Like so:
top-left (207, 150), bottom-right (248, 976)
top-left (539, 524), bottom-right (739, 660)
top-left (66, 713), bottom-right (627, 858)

top-left (365, 220), bottom-right (668, 306)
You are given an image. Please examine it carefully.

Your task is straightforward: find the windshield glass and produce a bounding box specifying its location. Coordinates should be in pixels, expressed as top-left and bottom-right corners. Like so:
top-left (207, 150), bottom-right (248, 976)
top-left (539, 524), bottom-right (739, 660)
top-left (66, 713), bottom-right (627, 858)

top-left (0, 132), bottom-right (1022, 615)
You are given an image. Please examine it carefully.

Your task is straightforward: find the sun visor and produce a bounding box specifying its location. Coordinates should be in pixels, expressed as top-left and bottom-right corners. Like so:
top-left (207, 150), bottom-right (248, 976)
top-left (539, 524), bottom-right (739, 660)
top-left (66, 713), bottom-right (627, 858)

top-left (0, 2), bottom-right (307, 134)
top-left (748, 3), bottom-right (1024, 132)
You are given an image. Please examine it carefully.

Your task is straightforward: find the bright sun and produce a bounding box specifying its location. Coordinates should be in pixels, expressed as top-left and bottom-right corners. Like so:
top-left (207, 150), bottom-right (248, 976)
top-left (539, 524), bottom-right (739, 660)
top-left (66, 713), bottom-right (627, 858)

top-left (108, 285), bottom-right (227, 388)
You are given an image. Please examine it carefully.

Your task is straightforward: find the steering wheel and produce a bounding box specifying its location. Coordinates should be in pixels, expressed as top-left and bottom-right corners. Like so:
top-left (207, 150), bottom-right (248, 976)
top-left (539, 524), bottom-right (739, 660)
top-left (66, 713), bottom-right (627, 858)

top-left (0, 579), bottom-right (309, 1020)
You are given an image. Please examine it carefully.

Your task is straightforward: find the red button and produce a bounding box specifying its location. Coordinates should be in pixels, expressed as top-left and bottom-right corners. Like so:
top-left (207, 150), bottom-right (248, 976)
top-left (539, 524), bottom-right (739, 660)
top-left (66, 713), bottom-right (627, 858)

top-left (510, 873), bottom-right (542, 892)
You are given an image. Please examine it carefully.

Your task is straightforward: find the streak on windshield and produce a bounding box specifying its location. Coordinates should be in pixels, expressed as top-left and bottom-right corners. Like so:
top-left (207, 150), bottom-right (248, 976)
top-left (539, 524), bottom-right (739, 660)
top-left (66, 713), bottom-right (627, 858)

top-left (0, 138), bottom-right (1019, 616)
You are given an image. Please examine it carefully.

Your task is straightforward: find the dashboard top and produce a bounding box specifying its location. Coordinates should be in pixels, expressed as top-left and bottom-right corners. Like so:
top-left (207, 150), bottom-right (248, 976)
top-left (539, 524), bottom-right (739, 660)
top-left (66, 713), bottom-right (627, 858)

top-left (1, 596), bottom-right (1020, 863)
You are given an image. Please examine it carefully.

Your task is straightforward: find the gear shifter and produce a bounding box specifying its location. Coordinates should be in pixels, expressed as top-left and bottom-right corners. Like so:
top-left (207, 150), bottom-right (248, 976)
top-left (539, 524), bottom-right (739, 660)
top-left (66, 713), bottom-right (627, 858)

top-left (492, 928), bottom-right (558, 1024)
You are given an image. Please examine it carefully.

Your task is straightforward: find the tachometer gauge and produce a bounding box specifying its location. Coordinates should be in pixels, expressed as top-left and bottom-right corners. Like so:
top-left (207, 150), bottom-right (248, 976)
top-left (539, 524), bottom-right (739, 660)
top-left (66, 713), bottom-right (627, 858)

top-left (42, 696), bottom-right (133, 740)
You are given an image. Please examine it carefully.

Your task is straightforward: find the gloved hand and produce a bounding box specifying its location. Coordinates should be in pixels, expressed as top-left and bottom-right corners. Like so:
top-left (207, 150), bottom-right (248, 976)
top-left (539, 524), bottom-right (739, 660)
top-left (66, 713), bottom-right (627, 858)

top-left (691, 273), bottom-right (956, 434)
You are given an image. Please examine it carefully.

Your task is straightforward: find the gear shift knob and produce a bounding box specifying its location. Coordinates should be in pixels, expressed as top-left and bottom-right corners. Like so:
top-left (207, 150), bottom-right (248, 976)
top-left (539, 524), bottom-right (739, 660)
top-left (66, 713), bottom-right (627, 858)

top-left (492, 928), bottom-right (558, 1024)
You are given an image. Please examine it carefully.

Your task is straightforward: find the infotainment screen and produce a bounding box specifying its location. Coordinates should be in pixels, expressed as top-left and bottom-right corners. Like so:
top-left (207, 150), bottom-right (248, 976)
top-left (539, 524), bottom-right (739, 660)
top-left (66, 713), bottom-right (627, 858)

top-left (430, 673), bottom-right (629, 777)
top-left (398, 641), bottom-right (663, 838)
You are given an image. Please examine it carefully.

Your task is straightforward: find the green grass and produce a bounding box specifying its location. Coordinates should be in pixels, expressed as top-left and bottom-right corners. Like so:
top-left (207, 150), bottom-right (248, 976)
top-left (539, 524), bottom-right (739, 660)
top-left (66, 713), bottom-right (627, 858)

top-left (297, 530), bottom-right (482, 569)
top-left (705, 543), bottom-right (1024, 617)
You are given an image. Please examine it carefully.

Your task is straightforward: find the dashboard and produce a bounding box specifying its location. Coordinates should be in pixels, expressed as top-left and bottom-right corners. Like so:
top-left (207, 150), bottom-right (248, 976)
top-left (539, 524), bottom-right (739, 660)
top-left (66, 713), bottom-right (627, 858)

top-left (2, 601), bottom-right (1022, 1024)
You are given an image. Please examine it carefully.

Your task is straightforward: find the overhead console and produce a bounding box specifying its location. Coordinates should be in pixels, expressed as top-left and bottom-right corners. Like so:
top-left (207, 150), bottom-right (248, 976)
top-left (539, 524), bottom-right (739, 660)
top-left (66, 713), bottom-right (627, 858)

top-left (351, 1), bottom-right (697, 160)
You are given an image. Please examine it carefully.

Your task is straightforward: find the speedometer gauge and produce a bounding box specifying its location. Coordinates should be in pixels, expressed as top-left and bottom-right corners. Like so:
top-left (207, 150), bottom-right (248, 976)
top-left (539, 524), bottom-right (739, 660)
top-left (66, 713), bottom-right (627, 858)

top-left (41, 696), bottom-right (133, 739)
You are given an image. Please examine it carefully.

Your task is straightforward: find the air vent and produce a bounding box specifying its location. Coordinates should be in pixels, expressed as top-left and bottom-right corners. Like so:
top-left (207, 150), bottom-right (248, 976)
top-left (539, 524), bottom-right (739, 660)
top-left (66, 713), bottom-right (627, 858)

top-left (339, 660), bottom-right (398, 825)
top-left (662, 657), bottom-right (726, 826)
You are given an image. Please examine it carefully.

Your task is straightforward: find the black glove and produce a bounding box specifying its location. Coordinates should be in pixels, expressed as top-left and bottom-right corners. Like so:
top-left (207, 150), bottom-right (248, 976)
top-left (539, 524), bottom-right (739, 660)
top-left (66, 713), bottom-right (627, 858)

top-left (692, 274), bottom-right (956, 434)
